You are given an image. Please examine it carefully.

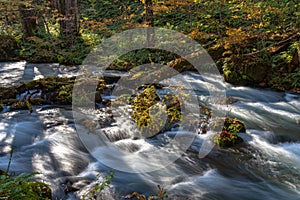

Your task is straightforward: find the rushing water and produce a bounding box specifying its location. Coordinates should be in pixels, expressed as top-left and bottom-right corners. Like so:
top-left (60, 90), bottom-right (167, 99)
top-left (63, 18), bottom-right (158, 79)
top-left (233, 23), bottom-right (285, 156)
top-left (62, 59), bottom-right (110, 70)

top-left (0, 62), bottom-right (300, 200)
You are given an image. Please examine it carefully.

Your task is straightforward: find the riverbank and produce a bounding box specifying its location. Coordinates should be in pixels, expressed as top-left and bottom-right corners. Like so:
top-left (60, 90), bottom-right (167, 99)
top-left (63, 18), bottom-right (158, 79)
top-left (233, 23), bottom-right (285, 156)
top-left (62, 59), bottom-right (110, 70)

top-left (0, 1), bottom-right (299, 93)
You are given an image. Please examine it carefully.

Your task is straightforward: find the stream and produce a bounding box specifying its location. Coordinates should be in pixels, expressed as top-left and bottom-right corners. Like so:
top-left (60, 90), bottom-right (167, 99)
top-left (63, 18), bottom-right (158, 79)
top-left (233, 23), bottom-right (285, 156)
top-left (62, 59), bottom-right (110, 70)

top-left (0, 62), bottom-right (300, 200)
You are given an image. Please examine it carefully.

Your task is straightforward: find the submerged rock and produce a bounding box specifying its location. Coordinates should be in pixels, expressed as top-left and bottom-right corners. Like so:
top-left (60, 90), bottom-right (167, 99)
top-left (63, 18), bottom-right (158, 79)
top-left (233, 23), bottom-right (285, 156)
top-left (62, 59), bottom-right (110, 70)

top-left (64, 181), bottom-right (80, 193)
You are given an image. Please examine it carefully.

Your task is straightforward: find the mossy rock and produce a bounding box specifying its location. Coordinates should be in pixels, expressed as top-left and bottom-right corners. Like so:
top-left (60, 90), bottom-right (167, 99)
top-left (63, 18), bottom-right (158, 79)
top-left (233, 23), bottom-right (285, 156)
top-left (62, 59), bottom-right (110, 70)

top-left (222, 55), bottom-right (270, 86)
top-left (214, 117), bottom-right (245, 148)
top-left (1, 99), bottom-right (19, 106)
top-left (130, 84), bottom-right (181, 137)
top-left (11, 99), bottom-right (32, 112)
top-left (0, 86), bottom-right (19, 100)
top-left (131, 85), bottom-right (161, 128)
top-left (245, 64), bottom-right (268, 83)
top-left (223, 117), bottom-right (246, 133)
top-left (222, 57), bottom-right (248, 86)
top-left (29, 98), bottom-right (45, 105)
top-left (214, 130), bottom-right (244, 148)
top-left (0, 76), bottom-right (107, 110)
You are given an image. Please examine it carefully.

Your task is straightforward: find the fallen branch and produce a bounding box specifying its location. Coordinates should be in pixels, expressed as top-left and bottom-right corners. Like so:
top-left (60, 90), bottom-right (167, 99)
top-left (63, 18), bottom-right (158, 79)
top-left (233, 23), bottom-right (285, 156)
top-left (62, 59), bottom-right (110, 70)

top-left (242, 33), bottom-right (299, 57)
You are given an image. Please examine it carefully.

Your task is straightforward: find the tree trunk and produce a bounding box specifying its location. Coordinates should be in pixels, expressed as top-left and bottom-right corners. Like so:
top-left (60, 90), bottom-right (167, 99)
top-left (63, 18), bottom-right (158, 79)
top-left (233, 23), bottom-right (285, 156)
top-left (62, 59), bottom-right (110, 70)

top-left (19, 2), bottom-right (38, 38)
top-left (145, 0), bottom-right (154, 27)
top-left (57, 0), bottom-right (80, 43)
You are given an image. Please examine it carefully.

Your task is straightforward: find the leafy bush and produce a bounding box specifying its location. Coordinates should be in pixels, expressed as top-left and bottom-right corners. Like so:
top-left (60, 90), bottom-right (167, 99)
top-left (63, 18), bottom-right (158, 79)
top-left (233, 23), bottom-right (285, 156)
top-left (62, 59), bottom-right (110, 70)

top-left (0, 149), bottom-right (51, 199)
top-left (0, 35), bottom-right (20, 61)
top-left (0, 173), bottom-right (51, 200)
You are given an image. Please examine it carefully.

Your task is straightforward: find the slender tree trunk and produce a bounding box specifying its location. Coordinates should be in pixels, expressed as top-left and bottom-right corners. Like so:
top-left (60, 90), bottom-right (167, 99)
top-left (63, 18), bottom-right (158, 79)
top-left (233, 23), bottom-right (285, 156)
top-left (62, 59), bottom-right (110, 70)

top-left (145, 0), bottom-right (154, 27)
top-left (34, 0), bottom-right (46, 33)
top-left (145, 0), bottom-right (154, 47)
top-left (19, 2), bottom-right (38, 38)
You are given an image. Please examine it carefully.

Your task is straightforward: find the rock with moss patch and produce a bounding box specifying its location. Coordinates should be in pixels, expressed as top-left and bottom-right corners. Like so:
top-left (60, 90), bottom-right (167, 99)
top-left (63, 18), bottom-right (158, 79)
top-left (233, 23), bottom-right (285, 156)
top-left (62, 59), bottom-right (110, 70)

top-left (214, 117), bottom-right (245, 147)
top-left (130, 84), bottom-right (181, 137)
top-left (223, 117), bottom-right (246, 133)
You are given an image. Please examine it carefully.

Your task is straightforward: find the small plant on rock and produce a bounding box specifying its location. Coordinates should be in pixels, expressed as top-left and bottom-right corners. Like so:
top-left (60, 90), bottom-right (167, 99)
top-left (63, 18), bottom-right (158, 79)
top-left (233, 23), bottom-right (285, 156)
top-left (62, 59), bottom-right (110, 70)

top-left (125, 185), bottom-right (168, 200)
top-left (81, 171), bottom-right (114, 200)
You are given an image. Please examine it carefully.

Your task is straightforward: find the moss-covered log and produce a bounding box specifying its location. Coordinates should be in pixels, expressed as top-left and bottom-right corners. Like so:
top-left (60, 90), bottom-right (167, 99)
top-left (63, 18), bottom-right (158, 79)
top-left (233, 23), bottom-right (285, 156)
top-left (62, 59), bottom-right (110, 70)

top-left (0, 76), bottom-right (108, 112)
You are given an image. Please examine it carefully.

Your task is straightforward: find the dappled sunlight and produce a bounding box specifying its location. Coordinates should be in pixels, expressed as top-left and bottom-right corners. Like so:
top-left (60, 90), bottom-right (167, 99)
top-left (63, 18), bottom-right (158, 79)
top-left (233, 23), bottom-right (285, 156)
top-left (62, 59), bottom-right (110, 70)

top-left (0, 62), bottom-right (26, 86)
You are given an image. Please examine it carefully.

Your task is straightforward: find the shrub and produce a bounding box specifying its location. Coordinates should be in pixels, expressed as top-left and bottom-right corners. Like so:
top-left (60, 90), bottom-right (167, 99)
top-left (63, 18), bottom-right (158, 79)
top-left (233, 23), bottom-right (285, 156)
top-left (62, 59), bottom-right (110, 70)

top-left (0, 149), bottom-right (51, 199)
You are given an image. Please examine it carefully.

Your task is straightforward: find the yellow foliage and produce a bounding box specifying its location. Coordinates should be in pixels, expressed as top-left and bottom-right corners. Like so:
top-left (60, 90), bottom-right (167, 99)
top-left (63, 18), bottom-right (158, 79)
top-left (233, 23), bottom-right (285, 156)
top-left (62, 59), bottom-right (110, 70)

top-left (224, 28), bottom-right (249, 50)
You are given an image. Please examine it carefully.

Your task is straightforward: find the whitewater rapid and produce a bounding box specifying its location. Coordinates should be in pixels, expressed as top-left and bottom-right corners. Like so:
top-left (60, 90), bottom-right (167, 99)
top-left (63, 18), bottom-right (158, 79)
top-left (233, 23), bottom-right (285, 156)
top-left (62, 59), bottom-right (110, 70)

top-left (0, 62), bottom-right (299, 199)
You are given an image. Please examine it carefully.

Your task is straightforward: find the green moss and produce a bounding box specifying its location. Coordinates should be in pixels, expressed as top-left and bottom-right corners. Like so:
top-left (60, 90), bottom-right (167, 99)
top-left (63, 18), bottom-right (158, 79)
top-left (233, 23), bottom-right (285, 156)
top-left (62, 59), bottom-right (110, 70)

top-left (223, 117), bottom-right (246, 133)
top-left (0, 86), bottom-right (19, 100)
top-left (57, 84), bottom-right (73, 104)
top-left (29, 98), bottom-right (45, 105)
